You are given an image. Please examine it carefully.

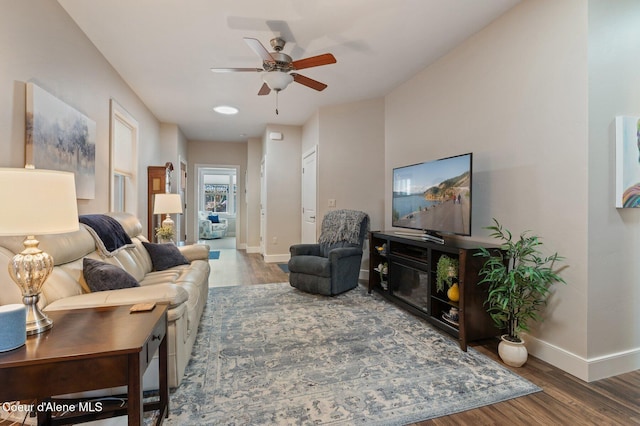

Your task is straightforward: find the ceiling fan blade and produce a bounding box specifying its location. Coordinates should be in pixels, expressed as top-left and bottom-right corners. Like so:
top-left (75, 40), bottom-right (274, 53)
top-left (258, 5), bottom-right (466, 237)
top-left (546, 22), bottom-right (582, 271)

top-left (292, 73), bottom-right (328, 91)
top-left (291, 53), bottom-right (336, 71)
top-left (210, 67), bottom-right (263, 73)
top-left (244, 37), bottom-right (276, 64)
top-left (258, 83), bottom-right (271, 96)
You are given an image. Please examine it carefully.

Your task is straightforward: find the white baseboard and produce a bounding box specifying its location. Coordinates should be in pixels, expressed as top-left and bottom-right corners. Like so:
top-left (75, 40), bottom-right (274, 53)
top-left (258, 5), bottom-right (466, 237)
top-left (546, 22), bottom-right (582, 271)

top-left (246, 246), bottom-right (261, 254)
top-left (360, 268), bottom-right (369, 281)
top-left (237, 243), bottom-right (246, 250)
top-left (263, 253), bottom-right (290, 263)
top-left (525, 334), bottom-right (640, 382)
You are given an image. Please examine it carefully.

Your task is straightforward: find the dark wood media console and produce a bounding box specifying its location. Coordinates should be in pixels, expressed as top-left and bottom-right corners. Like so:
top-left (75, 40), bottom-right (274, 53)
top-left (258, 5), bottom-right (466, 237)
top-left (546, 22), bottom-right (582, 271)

top-left (368, 231), bottom-right (501, 351)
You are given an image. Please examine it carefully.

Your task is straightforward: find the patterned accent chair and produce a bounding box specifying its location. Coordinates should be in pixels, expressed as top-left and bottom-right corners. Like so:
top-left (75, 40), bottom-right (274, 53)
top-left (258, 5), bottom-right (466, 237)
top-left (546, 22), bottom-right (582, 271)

top-left (198, 211), bottom-right (228, 239)
top-left (288, 209), bottom-right (369, 296)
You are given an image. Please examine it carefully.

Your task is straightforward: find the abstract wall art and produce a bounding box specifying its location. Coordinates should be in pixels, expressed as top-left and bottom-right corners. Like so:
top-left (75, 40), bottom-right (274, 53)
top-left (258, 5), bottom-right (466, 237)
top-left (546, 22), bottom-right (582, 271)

top-left (615, 116), bottom-right (640, 208)
top-left (26, 83), bottom-right (96, 199)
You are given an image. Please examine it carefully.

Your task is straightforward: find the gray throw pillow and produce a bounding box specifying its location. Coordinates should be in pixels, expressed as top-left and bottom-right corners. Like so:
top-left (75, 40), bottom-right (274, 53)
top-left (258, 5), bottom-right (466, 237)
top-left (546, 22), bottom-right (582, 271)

top-left (142, 242), bottom-right (190, 271)
top-left (83, 258), bottom-right (140, 292)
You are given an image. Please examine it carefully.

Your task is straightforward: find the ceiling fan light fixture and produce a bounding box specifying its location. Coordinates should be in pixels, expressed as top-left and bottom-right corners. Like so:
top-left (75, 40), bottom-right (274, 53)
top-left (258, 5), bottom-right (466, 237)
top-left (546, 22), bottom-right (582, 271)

top-left (213, 105), bottom-right (239, 115)
top-left (262, 71), bottom-right (294, 91)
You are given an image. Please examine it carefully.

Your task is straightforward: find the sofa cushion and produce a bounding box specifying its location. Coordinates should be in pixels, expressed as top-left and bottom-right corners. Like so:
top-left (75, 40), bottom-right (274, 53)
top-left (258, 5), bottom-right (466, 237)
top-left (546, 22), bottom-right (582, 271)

top-left (83, 258), bottom-right (139, 292)
top-left (142, 242), bottom-right (190, 271)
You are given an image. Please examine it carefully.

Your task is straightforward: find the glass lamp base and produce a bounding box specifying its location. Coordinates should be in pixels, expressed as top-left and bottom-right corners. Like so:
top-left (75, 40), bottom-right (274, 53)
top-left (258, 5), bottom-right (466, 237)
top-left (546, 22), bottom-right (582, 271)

top-left (9, 236), bottom-right (55, 335)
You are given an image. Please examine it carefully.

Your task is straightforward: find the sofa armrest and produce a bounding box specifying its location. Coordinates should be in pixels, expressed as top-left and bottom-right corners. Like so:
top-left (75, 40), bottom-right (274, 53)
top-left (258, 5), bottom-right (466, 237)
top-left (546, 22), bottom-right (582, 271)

top-left (178, 243), bottom-right (210, 262)
top-left (44, 283), bottom-right (189, 311)
top-left (290, 244), bottom-right (322, 257)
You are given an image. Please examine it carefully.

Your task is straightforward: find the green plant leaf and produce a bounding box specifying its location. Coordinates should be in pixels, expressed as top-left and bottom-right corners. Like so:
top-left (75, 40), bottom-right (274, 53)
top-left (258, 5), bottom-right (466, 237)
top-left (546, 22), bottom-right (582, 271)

top-left (476, 218), bottom-right (565, 338)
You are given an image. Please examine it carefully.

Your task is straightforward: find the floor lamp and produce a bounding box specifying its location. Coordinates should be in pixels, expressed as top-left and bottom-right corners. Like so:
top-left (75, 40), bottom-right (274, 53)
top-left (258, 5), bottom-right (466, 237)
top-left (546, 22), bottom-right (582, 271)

top-left (0, 168), bottom-right (78, 335)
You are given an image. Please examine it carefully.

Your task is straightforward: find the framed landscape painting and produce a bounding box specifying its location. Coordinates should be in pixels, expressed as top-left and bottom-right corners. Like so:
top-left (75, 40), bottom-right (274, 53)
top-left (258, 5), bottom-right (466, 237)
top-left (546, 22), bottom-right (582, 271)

top-left (25, 83), bottom-right (96, 199)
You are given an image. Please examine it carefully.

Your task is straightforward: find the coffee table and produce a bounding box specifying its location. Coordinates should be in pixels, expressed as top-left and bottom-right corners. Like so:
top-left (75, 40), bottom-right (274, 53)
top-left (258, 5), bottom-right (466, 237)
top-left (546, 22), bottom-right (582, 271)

top-left (0, 304), bottom-right (168, 425)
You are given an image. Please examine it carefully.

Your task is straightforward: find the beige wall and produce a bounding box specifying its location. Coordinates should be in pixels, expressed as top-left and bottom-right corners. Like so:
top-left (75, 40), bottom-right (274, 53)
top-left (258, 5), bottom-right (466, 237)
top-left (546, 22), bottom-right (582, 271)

top-left (262, 125), bottom-right (302, 261)
top-left (314, 98), bottom-right (385, 238)
top-left (587, 0), bottom-right (640, 378)
top-left (187, 140), bottom-right (248, 245)
top-left (314, 99), bottom-right (385, 272)
top-left (302, 111), bottom-right (320, 155)
top-left (159, 123), bottom-right (188, 240)
top-left (159, 123), bottom-right (188, 177)
top-left (0, 0), bottom-right (162, 232)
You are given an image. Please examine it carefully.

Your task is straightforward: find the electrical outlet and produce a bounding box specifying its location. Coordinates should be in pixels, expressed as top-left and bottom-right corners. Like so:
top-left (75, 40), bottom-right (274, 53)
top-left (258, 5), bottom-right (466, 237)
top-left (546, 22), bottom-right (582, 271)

top-left (272, 237), bottom-right (278, 245)
top-left (328, 199), bottom-right (336, 207)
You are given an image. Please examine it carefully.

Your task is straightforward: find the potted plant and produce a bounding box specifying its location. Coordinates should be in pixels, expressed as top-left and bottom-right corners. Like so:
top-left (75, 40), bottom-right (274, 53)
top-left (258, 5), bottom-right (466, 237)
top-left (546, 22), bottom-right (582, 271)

top-left (475, 218), bottom-right (565, 367)
top-left (436, 255), bottom-right (459, 301)
top-left (155, 225), bottom-right (175, 243)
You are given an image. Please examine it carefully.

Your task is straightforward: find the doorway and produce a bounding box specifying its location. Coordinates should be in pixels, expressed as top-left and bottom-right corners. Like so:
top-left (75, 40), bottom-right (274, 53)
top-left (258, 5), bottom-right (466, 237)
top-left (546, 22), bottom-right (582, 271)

top-left (196, 165), bottom-right (238, 249)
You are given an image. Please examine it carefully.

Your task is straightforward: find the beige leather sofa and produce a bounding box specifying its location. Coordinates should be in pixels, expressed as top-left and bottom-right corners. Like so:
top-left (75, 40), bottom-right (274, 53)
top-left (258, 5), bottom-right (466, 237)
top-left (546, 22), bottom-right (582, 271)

top-left (0, 212), bottom-right (210, 389)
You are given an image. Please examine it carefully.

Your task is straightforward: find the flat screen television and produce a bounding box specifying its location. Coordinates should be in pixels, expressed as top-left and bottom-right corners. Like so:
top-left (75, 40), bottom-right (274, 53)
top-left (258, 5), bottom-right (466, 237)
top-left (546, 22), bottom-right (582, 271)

top-left (392, 153), bottom-right (472, 243)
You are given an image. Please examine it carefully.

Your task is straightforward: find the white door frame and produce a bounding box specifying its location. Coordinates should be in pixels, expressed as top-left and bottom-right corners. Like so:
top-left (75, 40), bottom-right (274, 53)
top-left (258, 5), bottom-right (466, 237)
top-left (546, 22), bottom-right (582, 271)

top-left (301, 146), bottom-right (318, 243)
top-left (178, 157), bottom-right (187, 243)
top-left (195, 164), bottom-right (240, 246)
top-left (260, 158), bottom-right (266, 255)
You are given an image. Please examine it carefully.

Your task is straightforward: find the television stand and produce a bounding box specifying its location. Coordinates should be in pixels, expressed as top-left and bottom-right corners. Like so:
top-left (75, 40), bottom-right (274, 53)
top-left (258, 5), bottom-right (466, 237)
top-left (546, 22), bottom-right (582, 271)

top-left (369, 231), bottom-right (501, 351)
top-left (421, 232), bottom-right (444, 245)
top-left (393, 230), bottom-right (444, 244)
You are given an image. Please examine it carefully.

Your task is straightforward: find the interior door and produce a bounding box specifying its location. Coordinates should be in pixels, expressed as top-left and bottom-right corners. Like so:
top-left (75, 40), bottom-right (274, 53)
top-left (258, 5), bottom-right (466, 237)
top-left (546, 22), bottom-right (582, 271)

top-left (260, 159), bottom-right (266, 255)
top-left (302, 148), bottom-right (317, 243)
top-left (179, 160), bottom-right (187, 243)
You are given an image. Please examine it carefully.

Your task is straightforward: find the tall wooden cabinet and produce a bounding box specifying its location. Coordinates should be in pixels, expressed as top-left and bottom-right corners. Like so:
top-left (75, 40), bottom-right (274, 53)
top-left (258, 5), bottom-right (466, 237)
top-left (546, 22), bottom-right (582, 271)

top-left (147, 163), bottom-right (173, 241)
top-left (369, 231), bottom-right (501, 351)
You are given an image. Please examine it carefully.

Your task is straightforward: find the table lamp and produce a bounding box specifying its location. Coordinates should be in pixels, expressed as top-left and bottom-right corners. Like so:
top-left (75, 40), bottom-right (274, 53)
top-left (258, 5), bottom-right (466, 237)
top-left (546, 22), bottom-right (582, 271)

top-left (153, 192), bottom-right (183, 236)
top-left (0, 168), bottom-right (78, 335)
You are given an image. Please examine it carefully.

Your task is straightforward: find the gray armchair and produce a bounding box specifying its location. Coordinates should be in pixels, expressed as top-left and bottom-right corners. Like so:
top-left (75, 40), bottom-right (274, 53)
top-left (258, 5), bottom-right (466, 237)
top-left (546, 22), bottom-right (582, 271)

top-left (288, 209), bottom-right (369, 296)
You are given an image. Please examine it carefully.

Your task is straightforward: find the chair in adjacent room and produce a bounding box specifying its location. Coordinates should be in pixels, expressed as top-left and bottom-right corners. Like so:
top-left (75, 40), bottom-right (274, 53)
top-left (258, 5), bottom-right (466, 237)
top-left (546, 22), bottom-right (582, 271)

top-left (198, 211), bottom-right (228, 239)
top-left (288, 209), bottom-right (369, 296)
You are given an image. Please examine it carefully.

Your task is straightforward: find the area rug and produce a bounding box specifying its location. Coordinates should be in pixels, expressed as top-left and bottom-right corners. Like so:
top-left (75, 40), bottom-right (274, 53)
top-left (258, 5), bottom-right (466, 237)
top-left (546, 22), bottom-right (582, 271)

top-left (165, 283), bottom-right (540, 425)
top-left (208, 250), bottom-right (220, 260)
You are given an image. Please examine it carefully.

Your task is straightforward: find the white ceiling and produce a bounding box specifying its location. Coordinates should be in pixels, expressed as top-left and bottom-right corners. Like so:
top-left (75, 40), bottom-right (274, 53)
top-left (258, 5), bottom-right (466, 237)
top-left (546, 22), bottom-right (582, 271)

top-left (58, 0), bottom-right (520, 142)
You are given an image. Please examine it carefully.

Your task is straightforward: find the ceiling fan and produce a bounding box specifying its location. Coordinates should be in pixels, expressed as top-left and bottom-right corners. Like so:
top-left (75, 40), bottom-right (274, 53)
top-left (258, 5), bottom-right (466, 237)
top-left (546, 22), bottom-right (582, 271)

top-left (211, 37), bottom-right (336, 96)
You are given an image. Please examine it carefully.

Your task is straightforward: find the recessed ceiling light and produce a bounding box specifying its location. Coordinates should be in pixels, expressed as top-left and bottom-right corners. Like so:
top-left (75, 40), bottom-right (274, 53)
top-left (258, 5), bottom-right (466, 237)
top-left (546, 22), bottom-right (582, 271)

top-left (213, 105), bottom-right (239, 115)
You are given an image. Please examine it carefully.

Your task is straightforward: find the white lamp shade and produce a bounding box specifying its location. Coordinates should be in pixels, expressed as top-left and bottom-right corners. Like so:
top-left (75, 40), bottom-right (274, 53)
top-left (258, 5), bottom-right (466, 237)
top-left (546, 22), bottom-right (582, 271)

top-left (262, 71), bottom-right (294, 91)
top-left (0, 168), bottom-right (79, 236)
top-left (153, 193), bottom-right (183, 215)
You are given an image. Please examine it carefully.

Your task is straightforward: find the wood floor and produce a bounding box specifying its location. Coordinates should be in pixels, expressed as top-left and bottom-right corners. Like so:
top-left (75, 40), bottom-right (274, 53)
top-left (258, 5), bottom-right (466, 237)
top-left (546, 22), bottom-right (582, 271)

top-left (211, 249), bottom-right (640, 426)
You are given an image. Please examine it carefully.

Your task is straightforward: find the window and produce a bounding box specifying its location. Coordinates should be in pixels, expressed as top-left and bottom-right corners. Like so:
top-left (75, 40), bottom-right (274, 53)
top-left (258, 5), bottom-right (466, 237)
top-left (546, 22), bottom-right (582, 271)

top-left (110, 100), bottom-right (138, 214)
top-left (204, 183), bottom-right (237, 213)
top-left (201, 169), bottom-right (236, 214)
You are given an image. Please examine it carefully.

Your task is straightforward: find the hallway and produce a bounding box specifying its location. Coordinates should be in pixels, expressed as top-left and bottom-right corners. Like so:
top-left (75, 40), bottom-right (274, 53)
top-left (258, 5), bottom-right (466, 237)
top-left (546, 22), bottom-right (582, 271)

top-left (199, 239), bottom-right (289, 288)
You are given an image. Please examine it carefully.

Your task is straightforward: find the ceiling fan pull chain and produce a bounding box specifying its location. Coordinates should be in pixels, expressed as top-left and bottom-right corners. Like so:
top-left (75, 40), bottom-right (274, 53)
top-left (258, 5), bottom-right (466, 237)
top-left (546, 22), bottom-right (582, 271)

top-left (275, 90), bottom-right (279, 115)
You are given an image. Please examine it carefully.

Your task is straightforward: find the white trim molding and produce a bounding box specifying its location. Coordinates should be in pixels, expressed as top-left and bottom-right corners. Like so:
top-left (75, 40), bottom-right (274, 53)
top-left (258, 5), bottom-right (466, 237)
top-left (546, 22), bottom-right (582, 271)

top-left (525, 334), bottom-right (640, 382)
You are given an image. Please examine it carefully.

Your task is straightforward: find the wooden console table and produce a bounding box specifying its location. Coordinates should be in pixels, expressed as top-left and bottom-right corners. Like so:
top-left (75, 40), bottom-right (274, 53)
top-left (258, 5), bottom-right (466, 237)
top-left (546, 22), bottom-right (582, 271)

top-left (0, 304), bottom-right (168, 425)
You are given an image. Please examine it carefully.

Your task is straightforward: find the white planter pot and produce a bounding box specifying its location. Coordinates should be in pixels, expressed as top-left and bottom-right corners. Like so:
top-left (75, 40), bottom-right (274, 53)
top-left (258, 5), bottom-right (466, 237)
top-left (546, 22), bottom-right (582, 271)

top-left (498, 335), bottom-right (528, 367)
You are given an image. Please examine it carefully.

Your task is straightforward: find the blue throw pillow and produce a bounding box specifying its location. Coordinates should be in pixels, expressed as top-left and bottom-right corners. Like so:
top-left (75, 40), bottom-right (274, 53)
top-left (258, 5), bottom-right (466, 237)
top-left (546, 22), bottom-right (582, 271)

top-left (142, 242), bottom-right (190, 271)
top-left (83, 258), bottom-right (139, 292)
top-left (208, 214), bottom-right (220, 223)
